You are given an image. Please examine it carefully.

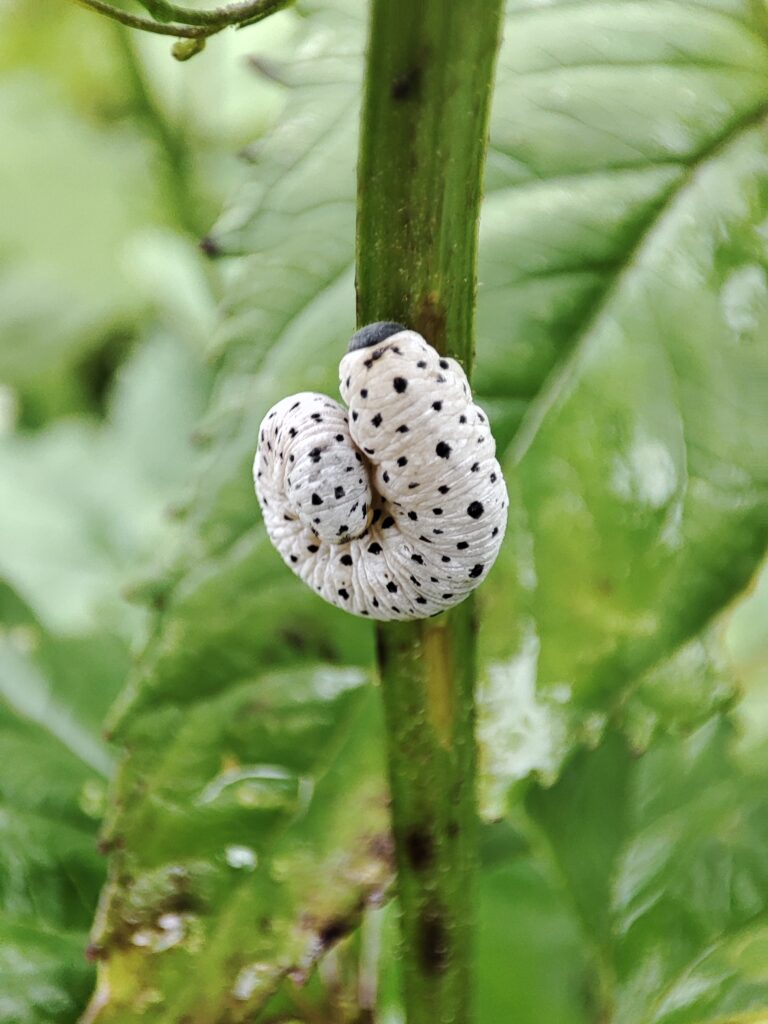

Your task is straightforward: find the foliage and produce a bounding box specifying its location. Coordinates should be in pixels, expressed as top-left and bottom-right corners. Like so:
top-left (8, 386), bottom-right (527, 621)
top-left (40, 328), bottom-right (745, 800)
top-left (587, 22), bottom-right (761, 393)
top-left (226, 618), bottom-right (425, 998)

top-left (1, 0), bottom-right (767, 1021)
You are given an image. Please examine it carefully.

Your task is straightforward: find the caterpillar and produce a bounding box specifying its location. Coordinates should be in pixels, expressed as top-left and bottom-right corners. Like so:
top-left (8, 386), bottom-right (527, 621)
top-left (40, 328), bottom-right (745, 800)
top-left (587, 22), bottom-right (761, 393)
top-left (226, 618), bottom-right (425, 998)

top-left (253, 322), bottom-right (508, 621)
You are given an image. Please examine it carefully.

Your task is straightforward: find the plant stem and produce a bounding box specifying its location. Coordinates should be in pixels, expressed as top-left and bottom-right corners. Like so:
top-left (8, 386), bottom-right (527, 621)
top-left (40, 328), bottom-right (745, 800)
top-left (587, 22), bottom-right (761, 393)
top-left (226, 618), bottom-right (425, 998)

top-left (137, 0), bottom-right (288, 28)
top-left (70, 0), bottom-right (211, 38)
top-left (355, 3), bottom-right (504, 1022)
top-left (68, 0), bottom-right (290, 39)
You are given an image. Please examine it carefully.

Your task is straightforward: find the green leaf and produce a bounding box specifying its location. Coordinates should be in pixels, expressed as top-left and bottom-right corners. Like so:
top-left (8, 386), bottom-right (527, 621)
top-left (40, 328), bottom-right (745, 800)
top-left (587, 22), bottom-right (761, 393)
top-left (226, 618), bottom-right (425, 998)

top-left (480, 0), bottom-right (768, 715)
top-left (85, 664), bottom-right (389, 1022)
top-left (725, 559), bottom-right (768, 772)
top-left (527, 718), bottom-right (768, 1023)
top-left (475, 832), bottom-right (590, 1024)
top-left (0, 920), bottom-right (96, 1024)
top-left (0, 73), bottom-right (163, 423)
top-left (0, 327), bottom-right (209, 1018)
top-left (0, 0), bottom-right (266, 426)
top-left (0, 592), bottom-right (127, 1024)
top-left (0, 334), bottom-right (209, 636)
top-left (488, 115), bottom-right (768, 700)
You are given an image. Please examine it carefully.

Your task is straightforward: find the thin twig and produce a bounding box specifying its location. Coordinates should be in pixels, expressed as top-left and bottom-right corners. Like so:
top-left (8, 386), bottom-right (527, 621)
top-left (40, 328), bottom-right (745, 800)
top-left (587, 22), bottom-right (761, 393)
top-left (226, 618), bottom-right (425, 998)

top-left (137, 0), bottom-right (289, 27)
top-left (70, 0), bottom-right (213, 36)
top-left (68, 0), bottom-right (291, 39)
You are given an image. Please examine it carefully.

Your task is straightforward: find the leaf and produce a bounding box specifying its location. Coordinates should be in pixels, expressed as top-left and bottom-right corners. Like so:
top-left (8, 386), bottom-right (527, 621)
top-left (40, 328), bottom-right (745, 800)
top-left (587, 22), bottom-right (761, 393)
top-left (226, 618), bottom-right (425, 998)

top-left (725, 558), bottom-right (768, 772)
top-left (0, 326), bottom-right (210, 1018)
top-left (0, 73), bottom-right (162, 422)
top-left (85, 663), bottom-right (390, 1022)
top-left (480, 0), bottom-right (768, 716)
top-left (0, 334), bottom-right (209, 636)
top-left (0, 0), bottom-right (258, 426)
top-left (0, 592), bottom-right (127, 1024)
top-left (474, 828), bottom-right (591, 1024)
top-left (526, 718), bottom-right (768, 1024)
top-left (0, 920), bottom-right (97, 1024)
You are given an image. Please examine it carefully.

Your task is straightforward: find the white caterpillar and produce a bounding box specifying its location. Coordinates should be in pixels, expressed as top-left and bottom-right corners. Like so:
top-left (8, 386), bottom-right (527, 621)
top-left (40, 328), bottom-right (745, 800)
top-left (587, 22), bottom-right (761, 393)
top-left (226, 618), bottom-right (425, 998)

top-left (253, 323), bottom-right (508, 621)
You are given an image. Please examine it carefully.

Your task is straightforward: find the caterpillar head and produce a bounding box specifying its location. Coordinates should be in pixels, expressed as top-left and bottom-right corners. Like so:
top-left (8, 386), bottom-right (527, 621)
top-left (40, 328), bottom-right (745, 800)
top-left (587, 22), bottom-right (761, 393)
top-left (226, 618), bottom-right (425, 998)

top-left (348, 321), bottom-right (407, 351)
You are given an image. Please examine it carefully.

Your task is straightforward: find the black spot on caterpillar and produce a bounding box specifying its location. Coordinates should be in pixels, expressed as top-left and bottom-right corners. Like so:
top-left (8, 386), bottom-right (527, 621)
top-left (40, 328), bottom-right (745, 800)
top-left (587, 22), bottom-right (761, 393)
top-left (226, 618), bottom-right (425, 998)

top-left (253, 325), bottom-right (508, 621)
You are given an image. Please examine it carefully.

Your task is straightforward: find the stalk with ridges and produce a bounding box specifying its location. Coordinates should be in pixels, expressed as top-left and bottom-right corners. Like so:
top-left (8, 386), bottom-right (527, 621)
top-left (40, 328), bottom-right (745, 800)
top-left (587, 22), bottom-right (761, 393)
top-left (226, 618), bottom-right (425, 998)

top-left (355, 2), bottom-right (504, 1021)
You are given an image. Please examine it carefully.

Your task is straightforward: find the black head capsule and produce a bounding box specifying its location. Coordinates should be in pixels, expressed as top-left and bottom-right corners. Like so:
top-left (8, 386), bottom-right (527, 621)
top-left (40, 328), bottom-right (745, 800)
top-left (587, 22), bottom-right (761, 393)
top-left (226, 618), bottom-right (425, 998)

top-left (348, 321), bottom-right (407, 352)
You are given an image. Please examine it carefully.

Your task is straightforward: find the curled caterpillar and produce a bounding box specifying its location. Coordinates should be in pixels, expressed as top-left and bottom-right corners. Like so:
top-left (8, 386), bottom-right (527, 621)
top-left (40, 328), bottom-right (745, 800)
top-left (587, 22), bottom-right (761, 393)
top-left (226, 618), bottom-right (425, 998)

top-left (253, 323), bottom-right (508, 621)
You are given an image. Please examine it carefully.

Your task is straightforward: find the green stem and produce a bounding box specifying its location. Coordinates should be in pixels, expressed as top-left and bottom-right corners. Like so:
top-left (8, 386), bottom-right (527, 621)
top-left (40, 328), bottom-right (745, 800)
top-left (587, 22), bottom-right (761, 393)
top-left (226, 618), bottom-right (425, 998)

top-left (355, 3), bottom-right (504, 1023)
top-left (70, 0), bottom-right (211, 37)
top-left (68, 0), bottom-right (290, 38)
top-left (137, 0), bottom-right (288, 27)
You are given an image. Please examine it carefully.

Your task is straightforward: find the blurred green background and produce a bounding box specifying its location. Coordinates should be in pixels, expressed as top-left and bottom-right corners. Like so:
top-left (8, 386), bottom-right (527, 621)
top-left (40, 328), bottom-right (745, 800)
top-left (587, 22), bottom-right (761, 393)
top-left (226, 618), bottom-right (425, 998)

top-left (1, 0), bottom-right (768, 1022)
top-left (0, 1), bottom-right (286, 1016)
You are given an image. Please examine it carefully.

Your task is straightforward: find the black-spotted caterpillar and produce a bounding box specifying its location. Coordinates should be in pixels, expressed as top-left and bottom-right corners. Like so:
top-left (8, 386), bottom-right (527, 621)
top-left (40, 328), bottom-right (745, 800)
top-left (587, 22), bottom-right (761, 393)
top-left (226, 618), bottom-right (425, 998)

top-left (253, 323), bottom-right (508, 621)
